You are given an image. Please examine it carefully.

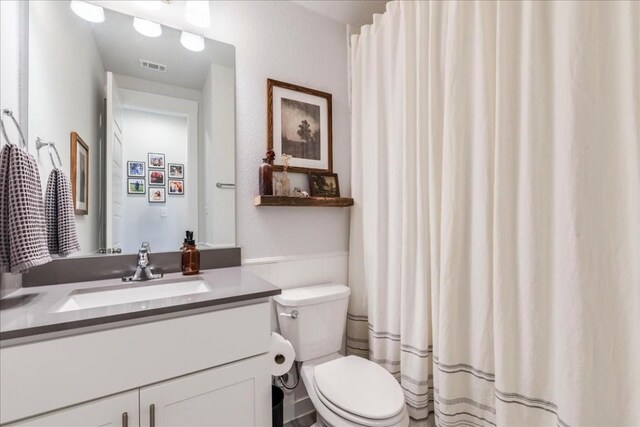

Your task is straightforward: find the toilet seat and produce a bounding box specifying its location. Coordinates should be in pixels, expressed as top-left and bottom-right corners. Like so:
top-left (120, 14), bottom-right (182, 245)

top-left (313, 379), bottom-right (408, 426)
top-left (311, 356), bottom-right (407, 426)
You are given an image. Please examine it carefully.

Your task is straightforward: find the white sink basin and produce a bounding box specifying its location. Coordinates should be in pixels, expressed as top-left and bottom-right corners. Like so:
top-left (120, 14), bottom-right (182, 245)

top-left (55, 279), bottom-right (211, 313)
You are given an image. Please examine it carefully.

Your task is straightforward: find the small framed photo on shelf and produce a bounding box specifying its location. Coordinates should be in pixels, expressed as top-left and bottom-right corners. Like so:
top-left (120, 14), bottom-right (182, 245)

top-left (168, 179), bottom-right (184, 195)
top-left (127, 161), bottom-right (145, 177)
top-left (149, 169), bottom-right (165, 186)
top-left (148, 152), bottom-right (165, 169)
top-left (308, 172), bottom-right (340, 197)
top-left (148, 187), bottom-right (166, 203)
top-left (168, 163), bottom-right (184, 179)
top-left (127, 178), bottom-right (146, 194)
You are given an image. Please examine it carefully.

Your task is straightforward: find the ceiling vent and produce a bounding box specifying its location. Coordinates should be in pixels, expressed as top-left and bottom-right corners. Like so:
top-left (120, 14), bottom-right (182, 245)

top-left (139, 59), bottom-right (167, 73)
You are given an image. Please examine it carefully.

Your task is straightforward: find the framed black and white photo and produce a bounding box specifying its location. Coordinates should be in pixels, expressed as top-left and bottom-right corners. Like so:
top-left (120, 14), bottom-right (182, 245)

top-left (149, 169), bottom-right (165, 186)
top-left (267, 79), bottom-right (332, 173)
top-left (168, 179), bottom-right (184, 195)
top-left (127, 178), bottom-right (146, 194)
top-left (148, 187), bottom-right (165, 203)
top-left (168, 163), bottom-right (184, 179)
top-left (148, 152), bottom-right (165, 169)
top-left (70, 132), bottom-right (89, 215)
top-left (308, 172), bottom-right (340, 197)
top-left (127, 161), bottom-right (145, 177)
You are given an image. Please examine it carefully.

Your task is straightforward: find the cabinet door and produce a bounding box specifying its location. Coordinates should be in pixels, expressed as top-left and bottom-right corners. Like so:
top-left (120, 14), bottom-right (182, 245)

top-left (140, 355), bottom-right (271, 427)
top-left (8, 390), bottom-right (139, 427)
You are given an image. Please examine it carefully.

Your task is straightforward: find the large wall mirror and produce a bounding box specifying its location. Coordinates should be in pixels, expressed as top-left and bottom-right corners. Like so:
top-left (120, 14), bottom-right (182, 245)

top-left (28, 1), bottom-right (236, 256)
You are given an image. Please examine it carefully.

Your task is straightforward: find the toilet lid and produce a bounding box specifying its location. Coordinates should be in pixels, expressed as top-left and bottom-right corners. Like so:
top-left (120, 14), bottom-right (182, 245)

top-left (314, 356), bottom-right (406, 420)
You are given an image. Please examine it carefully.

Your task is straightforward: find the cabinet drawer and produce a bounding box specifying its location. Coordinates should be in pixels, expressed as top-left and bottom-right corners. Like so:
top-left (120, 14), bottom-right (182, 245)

top-left (1, 302), bottom-right (271, 424)
top-left (6, 390), bottom-right (139, 427)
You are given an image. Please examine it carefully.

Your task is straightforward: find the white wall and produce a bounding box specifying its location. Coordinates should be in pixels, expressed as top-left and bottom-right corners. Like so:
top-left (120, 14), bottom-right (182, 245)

top-left (202, 63), bottom-right (236, 248)
top-left (28, 0), bottom-right (105, 255)
top-left (121, 108), bottom-right (189, 253)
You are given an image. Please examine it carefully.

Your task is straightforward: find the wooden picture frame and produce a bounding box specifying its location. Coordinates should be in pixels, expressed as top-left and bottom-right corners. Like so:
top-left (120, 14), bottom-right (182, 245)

top-left (267, 79), bottom-right (333, 173)
top-left (308, 172), bottom-right (340, 197)
top-left (70, 131), bottom-right (89, 215)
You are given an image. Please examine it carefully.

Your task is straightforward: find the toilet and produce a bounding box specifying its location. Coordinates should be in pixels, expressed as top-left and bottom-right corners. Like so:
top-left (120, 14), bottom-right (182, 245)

top-left (274, 284), bottom-right (409, 427)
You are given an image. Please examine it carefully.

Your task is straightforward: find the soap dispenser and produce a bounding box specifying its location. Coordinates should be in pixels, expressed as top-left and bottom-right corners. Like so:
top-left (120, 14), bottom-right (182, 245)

top-left (181, 231), bottom-right (200, 275)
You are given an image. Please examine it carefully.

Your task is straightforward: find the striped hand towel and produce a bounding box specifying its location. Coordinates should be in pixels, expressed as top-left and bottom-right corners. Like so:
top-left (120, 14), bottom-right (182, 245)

top-left (0, 144), bottom-right (52, 273)
top-left (45, 169), bottom-right (80, 256)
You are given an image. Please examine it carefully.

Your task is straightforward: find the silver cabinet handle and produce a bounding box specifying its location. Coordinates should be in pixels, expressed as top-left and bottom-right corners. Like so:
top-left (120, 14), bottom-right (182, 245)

top-left (122, 412), bottom-right (128, 427)
top-left (150, 404), bottom-right (155, 427)
top-left (216, 182), bottom-right (235, 189)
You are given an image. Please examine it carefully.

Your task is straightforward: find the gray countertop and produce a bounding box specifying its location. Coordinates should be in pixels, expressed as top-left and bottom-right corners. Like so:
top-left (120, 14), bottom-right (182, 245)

top-left (0, 267), bottom-right (280, 342)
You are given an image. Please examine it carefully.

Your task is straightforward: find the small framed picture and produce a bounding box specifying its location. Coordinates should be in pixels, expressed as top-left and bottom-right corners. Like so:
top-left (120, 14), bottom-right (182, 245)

top-left (70, 132), bottom-right (89, 215)
top-left (308, 172), bottom-right (340, 197)
top-left (149, 169), bottom-right (165, 186)
top-left (148, 187), bottom-right (166, 203)
top-left (168, 163), bottom-right (184, 179)
top-left (168, 179), bottom-right (184, 195)
top-left (148, 152), bottom-right (165, 169)
top-left (127, 161), bottom-right (145, 177)
top-left (127, 178), bottom-right (146, 194)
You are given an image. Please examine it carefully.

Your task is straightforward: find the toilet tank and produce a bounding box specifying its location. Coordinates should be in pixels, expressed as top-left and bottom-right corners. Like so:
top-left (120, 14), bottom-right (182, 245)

top-left (274, 284), bottom-right (351, 362)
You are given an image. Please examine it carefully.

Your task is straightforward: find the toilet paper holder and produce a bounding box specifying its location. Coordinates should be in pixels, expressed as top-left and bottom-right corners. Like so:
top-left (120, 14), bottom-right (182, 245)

top-left (279, 310), bottom-right (298, 320)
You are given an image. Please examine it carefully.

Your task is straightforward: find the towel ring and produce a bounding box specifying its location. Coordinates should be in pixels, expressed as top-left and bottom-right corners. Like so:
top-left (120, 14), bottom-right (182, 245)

top-left (0, 109), bottom-right (28, 150)
top-left (36, 137), bottom-right (63, 169)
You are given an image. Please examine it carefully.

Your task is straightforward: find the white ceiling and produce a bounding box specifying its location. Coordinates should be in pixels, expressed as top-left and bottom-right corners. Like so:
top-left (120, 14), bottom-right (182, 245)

top-left (292, 1), bottom-right (389, 27)
top-left (89, 8), bottom-right (234, 91)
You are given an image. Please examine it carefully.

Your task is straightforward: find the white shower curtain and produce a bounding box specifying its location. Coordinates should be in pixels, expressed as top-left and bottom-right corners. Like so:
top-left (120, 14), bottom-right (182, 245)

top-left (348, 2), bottom-right (639, 426)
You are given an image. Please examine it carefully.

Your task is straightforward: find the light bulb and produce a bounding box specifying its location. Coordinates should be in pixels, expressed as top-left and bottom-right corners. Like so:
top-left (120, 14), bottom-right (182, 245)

top-left (184, 1), bottom-right (211, 28)
top-left (133, 17), bottom-right (162, 38)
top-left (70, 1), bottom-right (105, 23)
top-left (180, 31), bottom-right (205, 52)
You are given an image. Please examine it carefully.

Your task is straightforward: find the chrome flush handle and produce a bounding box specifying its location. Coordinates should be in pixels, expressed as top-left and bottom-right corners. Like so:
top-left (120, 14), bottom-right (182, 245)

top-left (279, 310), bottom-right (298, 320)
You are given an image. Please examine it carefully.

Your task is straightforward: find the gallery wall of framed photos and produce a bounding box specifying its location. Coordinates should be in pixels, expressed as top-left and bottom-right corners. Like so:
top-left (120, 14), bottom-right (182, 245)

top-left (126, 153), bottom-right (185, 204)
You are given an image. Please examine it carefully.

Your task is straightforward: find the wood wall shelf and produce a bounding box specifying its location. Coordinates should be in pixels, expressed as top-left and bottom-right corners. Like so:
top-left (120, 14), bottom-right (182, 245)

top-left (254, 195), bottom-right (354, 207)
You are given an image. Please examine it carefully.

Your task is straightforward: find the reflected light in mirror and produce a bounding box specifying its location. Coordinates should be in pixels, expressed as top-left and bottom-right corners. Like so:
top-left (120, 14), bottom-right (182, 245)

top-left (134, 1), bottom-right (163, 11)
top-left (69, 0), bottom-right (105, 23)
top-left (180, 31), bottom-right (205, 52)
top-left (184, 1), bottom-right (211, 28)
top-left (133, 17), bottom-right (162, 38)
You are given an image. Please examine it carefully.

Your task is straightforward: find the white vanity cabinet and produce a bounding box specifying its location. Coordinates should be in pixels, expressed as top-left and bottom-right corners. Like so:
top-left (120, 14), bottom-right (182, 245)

top-left (1, 301), bottom-right (273, 426)
top-left (140, 355), bottom-right (271, 427)
top-left (7, 391), bottom-right (139, 427)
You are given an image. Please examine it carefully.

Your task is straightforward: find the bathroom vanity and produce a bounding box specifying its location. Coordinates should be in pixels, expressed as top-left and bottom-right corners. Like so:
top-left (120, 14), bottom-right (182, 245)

top-left (0, 268), bottom-right (281, 426)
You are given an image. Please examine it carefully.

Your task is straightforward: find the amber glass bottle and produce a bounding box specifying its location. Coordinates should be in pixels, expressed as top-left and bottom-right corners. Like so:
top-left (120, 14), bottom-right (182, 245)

top-left (181, 231), bottom-right (200, 275)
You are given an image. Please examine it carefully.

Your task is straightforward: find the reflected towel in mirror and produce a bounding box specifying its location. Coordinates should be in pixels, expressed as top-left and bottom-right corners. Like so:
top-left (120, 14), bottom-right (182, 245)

top-left (45, 169), bottom-right (80, 256)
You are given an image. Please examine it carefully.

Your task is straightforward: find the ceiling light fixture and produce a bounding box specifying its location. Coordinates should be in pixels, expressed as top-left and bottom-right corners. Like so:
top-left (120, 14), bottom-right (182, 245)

top-left (69, 1), bottom-right (105, 23)
top-left (133, 17), bottom-right (162, 38)
top-left (184, 1), bottom-right (211, 28)
top-left (180, 31), bottom-right (205, 52)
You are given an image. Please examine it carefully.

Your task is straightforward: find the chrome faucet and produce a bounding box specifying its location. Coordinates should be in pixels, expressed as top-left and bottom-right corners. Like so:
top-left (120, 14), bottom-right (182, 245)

top-left (122, 242), bottom-right (164, 282)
